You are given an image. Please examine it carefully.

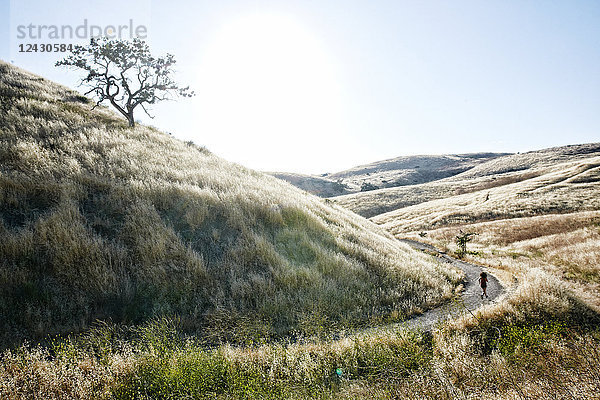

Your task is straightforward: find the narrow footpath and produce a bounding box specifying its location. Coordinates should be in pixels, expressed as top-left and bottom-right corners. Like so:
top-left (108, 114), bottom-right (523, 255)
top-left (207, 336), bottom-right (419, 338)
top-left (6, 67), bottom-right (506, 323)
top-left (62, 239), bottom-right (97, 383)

top-left (393, 239), bottom-right (504, 331)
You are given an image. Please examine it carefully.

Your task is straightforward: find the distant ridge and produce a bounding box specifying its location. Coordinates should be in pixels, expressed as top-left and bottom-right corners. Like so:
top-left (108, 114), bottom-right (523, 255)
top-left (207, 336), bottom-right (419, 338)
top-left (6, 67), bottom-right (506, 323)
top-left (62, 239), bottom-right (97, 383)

top-left (333, 142), bottom-right (600, 219)
top-left (270, 152), bottom-right (507, 197)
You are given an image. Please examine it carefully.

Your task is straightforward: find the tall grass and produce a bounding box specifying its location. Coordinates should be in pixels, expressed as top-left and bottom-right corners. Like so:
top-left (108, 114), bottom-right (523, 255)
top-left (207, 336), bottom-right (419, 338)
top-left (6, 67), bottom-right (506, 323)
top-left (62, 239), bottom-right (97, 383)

top-left (2, 60), bottom-right (600, 400)
top-left (0, 60), bottom-right (460, 348)
top-left (415, 211), bottom-right (600, 311)
top-left (2, 280), bottom-right (598, 400)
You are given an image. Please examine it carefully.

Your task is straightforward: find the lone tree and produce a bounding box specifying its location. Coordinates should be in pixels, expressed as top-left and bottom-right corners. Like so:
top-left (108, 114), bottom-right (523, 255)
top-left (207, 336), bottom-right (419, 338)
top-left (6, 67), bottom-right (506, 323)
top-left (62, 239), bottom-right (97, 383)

top-left (56, 37), bottom-right (194, 127)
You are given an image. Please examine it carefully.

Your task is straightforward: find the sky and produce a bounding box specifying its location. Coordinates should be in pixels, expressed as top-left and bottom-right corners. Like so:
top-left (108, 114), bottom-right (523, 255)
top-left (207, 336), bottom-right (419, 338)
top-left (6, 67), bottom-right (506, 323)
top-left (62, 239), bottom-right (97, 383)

top-left (1, 0), bottom-right (599, 174)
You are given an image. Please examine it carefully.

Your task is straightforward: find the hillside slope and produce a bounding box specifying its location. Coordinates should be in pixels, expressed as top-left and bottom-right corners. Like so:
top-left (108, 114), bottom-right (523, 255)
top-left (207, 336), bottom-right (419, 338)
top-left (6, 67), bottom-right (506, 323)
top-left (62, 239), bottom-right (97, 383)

top-left (373, 156), bottom-right (600, 234)
top-left (0, 61), bottom-right (461, 348)
top-left (334, 143), bottom-right (600, 218)
top-left (446, 143), bottom-right (600, 181)
top-left (270, 153), bottom-right (505, 197)
top-left (327, 153), bottom-right (506, 188)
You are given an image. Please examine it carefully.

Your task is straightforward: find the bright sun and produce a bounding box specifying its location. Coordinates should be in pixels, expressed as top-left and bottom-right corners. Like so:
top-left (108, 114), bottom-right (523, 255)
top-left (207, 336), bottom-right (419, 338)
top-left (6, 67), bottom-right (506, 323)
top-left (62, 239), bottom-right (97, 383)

top-left (195, 14), bottom-right (347, 173)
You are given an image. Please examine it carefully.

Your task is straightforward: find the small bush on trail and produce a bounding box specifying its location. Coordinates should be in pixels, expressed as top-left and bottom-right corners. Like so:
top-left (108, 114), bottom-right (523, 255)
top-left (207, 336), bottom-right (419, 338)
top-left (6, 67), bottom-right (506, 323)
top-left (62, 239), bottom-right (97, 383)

top-left (455, 231), bottom-right (477, 258)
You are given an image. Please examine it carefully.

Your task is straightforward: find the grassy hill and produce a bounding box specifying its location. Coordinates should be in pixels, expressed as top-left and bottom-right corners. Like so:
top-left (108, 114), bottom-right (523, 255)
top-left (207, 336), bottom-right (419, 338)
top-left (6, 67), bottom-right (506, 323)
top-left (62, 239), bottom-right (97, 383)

top-left (327, 152), bottom-right (506, 188)
top-left (445, 143), bottom-right (600, 180)
top-left (0, 61), bottom-right (462, 348)
top-left (334, 143), bottom-right (600, 218)
top-left (270, 153), bottom-right (505, 197)
top-left (337, 145), bottom-right (600, 400)
top-left (363, 143), bottom-right (600, 367)
top-left (421, 211), bottom-right (600, 288)
top-left (2, 61), bottom-right (599, 400)
top-left (372, 155), bottom-right (600, 234)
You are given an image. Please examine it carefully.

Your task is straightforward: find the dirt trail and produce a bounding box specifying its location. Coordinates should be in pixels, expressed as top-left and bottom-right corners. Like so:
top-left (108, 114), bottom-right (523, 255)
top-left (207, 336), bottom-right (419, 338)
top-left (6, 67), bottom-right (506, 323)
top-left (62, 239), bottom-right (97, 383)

top-left (371, 239), bottom-right (505, 333)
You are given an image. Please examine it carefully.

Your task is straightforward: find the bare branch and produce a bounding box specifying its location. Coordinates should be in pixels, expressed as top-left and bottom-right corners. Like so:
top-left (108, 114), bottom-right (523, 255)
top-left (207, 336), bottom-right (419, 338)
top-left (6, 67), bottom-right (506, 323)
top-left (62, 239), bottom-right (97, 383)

top-left (139, 102), bottom-right (155, 119)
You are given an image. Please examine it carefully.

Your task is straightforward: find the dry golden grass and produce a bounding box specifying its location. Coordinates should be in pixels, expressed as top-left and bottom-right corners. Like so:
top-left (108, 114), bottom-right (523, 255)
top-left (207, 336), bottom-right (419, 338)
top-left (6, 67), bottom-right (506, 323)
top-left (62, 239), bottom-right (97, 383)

top-left (449, 142), bottom-right (600, 180)
top-left (415, 211), bottom-right (600, 290)
top-left (326, 153), bottom-right (503, 191)
top-left (366, 144), bottom-right (600, 323)
top-left (0, 60), bottom-right (462, 348)
top-left (373, 157), bottom-right (600, 234)
top-left (270, 153), bottom-right (505, 201)
top-left (332, 172), bottom-right (538, 218)
top-left (3, 61), bottom-right (600, 400)
top-left (351, 153), bottom-right (600, 399)
top-left (334, 143), bottom-right (600, 219)
top-left (1, 303), bottom-right (598, 399)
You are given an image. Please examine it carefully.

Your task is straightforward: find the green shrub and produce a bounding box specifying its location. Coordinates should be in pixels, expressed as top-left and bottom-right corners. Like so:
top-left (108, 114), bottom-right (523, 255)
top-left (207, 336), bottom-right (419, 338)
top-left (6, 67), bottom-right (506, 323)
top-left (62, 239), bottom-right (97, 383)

top-left (494, 320), bottom-right (567, 356)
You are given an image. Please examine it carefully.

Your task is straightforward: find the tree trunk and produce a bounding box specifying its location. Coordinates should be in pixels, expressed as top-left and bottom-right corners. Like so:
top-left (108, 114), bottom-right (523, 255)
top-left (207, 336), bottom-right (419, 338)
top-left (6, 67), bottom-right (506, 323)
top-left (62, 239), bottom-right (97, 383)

top-left (127, 112), bottom-right (135, 127)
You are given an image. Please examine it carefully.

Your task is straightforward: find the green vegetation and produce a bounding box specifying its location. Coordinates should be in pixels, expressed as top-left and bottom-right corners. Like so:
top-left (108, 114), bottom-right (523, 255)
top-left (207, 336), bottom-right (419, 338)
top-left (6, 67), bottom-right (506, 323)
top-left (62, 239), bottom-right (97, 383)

top-left (267, 173), bottom-right (351, 197)
top-left (493, 320), bottom-right (567, 356)
top-left (455, 231), bottom-right (477, 258)
top-left (360, 182), bottom-right (379, 192)
top-left (2, 279), bottom-right (599, 399)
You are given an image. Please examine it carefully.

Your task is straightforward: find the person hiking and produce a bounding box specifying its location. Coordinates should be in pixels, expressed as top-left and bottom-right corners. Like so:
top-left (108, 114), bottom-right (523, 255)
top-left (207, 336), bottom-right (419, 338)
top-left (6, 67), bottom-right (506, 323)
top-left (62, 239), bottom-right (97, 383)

top-left (479, 271), bottom-right (488, 299)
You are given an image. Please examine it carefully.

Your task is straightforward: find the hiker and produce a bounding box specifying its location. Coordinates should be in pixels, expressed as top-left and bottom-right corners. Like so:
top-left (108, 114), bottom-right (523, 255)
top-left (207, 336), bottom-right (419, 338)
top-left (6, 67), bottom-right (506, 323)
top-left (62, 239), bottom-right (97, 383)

top-left (479, 271), bottom-right (488, 299)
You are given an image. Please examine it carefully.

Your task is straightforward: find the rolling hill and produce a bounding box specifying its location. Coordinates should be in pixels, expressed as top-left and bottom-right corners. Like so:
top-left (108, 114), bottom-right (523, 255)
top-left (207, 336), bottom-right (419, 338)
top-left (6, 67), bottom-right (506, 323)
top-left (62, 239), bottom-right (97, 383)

top-left (0, 61), bottom-right (461, 348)
top-left (333, 143), bottom-right (600, 218)
top-left (326, 152), bottom-right (507, 187)
top-left (2, 61), bottom-right (600, 400)
top-left (373, 155), bottom-right (600, 234)
top-left (269, 153), bottom-right (506, 197)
